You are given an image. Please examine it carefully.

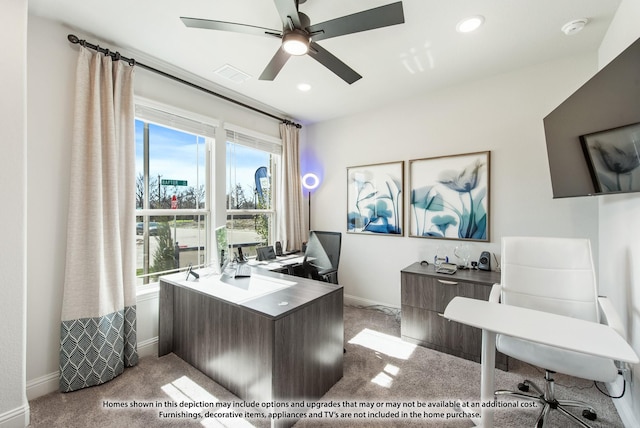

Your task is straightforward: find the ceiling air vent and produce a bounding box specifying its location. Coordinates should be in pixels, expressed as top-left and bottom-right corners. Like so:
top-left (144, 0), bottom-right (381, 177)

top-left (214, 64), bottom-right (251, 83)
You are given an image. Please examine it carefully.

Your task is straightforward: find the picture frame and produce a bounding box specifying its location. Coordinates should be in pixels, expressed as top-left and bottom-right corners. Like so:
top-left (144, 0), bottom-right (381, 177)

top-left (347, 161), bottom-right (404, 235)
top-left (580, 122), bottom-right (640, 194)
top-left (408, 151), bottom-right (490, 241)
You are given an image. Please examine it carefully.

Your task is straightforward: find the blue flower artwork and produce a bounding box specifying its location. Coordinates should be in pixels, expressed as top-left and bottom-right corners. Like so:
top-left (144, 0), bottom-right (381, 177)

top-left (409, 151), bottom-right (490, 241)
top-left (347, 161), bottom-right (404, 235)
top-left (580, 123), bottom-right (640, 194)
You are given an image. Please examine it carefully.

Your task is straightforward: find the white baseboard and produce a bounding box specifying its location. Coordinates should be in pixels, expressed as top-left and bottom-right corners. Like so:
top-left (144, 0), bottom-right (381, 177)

top-left (26, 371), bottom-right (58, 401)
top-left (26, 337), bottom-right (158, 401)
top-left (0, 404), bottom-right (29, 428)
top-left (611, 396), bottom-right (639, 428)
top-left (138, 336), bottom-right (158, 358)
top-left (607, 379), bottom-right (640, 428)
top-left (344, 293), bottom-right (399, 309)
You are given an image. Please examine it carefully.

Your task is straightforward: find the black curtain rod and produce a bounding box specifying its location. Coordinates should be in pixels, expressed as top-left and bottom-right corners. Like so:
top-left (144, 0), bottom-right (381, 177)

top-left (67, 34), bottom-right (301, 128)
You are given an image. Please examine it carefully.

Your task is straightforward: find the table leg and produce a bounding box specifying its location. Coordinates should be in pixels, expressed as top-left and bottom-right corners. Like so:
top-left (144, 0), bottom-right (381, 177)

top-left (480, 329), bottom-right (496, 428)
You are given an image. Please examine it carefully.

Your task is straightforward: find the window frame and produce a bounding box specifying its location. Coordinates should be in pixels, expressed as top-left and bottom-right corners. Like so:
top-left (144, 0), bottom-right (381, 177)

top-left (134, 98), bottom-right (217, 286)
top-left (225, 126), bottom-right (283, 256)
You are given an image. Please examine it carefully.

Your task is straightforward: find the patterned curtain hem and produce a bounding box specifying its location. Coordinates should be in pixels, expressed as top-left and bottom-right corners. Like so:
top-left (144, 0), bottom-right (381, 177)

top-left (59, 305), bottom-right (138, 392)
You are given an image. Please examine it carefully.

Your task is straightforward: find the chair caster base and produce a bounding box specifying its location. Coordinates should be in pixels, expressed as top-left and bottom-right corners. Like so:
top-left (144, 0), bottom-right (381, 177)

top-left (582, 409), bottom-right (597, 421)
top-left (496, 374), bottom-right (599, 428)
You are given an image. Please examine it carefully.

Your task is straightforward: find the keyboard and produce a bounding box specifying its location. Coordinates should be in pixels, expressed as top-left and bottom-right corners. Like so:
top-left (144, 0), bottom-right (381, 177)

top-left (234, 263), bottom-right (252, 278)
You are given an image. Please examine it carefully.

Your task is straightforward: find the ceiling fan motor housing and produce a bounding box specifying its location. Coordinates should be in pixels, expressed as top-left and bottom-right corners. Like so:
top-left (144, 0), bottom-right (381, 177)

top-left (282, 29), bottom-right (310, 55)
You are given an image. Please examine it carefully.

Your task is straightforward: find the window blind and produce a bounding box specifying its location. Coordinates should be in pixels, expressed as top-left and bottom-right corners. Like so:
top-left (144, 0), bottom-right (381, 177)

top-left (225, 125), bottom-right (282, 155)
top-left (135, 103), bottom-right (217, 138)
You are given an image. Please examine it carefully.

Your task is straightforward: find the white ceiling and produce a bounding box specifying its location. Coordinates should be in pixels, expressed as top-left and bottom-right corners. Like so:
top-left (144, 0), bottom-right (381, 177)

top-left (29, 0), bottom-right (621, 125)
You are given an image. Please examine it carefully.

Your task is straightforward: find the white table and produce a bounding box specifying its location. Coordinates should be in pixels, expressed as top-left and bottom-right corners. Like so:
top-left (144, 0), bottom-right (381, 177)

top-left (444, 296), bottom-right (639, 428)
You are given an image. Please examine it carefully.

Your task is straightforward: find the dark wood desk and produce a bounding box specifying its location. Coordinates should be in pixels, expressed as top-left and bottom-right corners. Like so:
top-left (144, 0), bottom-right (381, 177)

top-left (400, 262), bottom-right (508, 370)
top-left (249, 253), bottom-right (306, 274)
top-left (158, 268), bottom-right (343, 428)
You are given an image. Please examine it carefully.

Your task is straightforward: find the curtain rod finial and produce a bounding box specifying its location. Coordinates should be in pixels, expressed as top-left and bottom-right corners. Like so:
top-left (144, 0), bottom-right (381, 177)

top-left (68, 34), bottom-right (80, 44)
top-left (282, 119), bottom-right (302, 129)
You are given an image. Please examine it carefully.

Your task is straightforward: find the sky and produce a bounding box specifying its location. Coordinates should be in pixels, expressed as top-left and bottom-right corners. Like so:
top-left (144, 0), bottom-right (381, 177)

top-left (135, 119), bottom-right (270, 201)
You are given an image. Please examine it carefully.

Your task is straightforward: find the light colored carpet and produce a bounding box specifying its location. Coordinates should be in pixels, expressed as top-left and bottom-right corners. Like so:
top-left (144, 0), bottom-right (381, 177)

top-left (29, 305), bottom-right (623, 427)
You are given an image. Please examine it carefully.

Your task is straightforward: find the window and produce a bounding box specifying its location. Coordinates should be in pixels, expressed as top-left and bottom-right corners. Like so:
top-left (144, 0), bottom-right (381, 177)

top-left (135, 103), bottom-right (215, 285)
top-left (225, 128), bottom-right (282, 260)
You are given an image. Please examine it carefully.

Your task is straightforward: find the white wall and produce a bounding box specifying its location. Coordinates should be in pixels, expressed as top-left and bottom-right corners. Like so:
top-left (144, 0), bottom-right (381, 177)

top-left (25, 15), bottom-right (282, 399)
top-left (23, 6), bottom-right (640, 426)
top-left (303, 55), bottom-right (599, 307)
top-left (25, 14), bottom-right (74, 401)
top-left (0, 1), bottom-right (29, 426)
top-left (301, 2), bottom-right (640, 425)
top-left (596, 0), bottom-right (640, 424)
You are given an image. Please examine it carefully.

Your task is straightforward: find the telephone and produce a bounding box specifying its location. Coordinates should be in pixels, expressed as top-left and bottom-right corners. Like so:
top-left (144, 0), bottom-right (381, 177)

top-left (186, 263), bottom-right (200, 281)
top-left (436, 262), bottom-right (458, 275)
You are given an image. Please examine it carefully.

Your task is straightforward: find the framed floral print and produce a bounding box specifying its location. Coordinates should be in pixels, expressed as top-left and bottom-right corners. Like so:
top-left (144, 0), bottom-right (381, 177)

top-left (409, 151), bottom-right (490, 241)
top-left (347, 161), bottom-right (404, 235)
top-left (580, 122), bottom-right (640, 194)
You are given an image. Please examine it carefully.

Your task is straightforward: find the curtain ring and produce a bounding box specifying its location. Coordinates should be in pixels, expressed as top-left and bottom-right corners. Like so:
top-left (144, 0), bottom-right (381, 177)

top-left (114, 52), bottom-right (121, 61)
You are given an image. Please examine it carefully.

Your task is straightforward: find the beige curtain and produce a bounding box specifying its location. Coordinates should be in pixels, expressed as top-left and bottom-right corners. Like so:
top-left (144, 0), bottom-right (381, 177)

top-left (59, 47), bottom-right (137, 392)
top-left (277, 122), bottom-right (306, 251)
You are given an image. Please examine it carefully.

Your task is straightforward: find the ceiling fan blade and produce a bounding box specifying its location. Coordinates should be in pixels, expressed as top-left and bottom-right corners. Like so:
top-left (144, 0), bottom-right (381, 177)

top-left (308, 42), bottom-right (362, 84)
top-left (181, 17), bottom-right (281, 37)
top-left (259, 48), bottom-right (292, 81)
top-left (307, 1), bottom-right (405, 42)
top-left (273, 0), bottom-right (302, 29)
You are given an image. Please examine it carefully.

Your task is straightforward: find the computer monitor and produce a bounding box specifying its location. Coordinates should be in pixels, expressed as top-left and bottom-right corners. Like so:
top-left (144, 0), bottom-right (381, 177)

top-left (256, 245), bottom-right (276, 261)
top-left (213, 225), bottom-right (230, 274)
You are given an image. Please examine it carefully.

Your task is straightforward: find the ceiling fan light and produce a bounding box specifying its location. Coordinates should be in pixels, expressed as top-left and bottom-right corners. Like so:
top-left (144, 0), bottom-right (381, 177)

top-left (282, 30), bottom-right (309, 55)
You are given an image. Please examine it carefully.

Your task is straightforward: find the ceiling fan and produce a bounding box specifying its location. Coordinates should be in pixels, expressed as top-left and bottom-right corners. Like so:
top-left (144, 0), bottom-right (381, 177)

top-left (180, 0), bottom-right (405, 84)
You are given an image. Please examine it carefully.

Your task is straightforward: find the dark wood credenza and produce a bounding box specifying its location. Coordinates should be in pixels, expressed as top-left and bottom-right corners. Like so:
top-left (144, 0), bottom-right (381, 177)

top-left (401, 262), bottom-right (509, 370)
top-left (159, 268), bottom-right (344, 428)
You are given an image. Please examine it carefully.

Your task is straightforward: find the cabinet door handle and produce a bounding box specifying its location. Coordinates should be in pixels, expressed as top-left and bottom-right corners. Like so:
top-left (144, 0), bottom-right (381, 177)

top-left (437, 279), bottom-right (458, 285)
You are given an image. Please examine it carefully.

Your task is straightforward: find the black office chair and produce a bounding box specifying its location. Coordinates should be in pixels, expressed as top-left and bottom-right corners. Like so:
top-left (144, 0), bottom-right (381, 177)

top-left (298, 231), bottom-right (342, 284)
top-left (301, 231), bottom-right (344, 354)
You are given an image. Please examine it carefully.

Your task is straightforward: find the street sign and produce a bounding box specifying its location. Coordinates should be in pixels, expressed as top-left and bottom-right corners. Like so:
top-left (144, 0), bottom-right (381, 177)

top-left (161, 179), bottom-right (188, 186)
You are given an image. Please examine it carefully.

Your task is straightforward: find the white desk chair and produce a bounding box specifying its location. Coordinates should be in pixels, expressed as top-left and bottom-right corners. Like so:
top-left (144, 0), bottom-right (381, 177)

top-left (492, 236), bottom-right (628, 427)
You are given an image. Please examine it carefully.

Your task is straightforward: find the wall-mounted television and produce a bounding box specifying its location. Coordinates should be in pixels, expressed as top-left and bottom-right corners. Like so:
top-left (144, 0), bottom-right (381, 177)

top-left (544, 37), bottom-right (640, 198)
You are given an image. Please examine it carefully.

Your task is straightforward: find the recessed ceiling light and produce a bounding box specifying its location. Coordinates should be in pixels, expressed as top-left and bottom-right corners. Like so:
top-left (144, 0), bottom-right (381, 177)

top-left (297, 83), bottom-right (311, 92)
top-left (456, 15), bottom-right (485, 33)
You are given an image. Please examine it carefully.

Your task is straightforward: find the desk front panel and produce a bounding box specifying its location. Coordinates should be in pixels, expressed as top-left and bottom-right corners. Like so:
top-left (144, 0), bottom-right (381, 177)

top-left (158, 271), bottom-right (344, 424)
top-left (171, 283), bottom-right (275, 400)
top-left (274, 289), bottom-right (343, 401)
